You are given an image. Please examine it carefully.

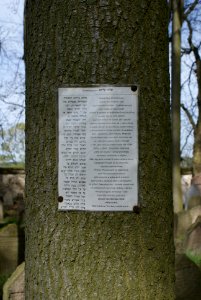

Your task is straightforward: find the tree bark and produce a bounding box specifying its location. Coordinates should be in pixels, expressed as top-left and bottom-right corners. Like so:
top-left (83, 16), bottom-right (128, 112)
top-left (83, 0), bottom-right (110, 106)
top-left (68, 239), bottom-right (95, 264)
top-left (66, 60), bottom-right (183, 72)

top-left (184, 14), bottom-right (201, 175)
top-left (25, 1), bottom-right (175, 299)
top-left (171, 0), bottom-right (183, 212)
top-left (193, 57), bottom-right (201, 174)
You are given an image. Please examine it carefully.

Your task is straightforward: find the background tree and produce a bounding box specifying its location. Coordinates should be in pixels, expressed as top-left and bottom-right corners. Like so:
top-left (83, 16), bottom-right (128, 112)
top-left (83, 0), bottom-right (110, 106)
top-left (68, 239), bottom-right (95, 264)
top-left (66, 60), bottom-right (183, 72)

top-left (25, 1), bottom-right (174, 298)
top-left (171, 0), bottom-right (183, 212)
top-left (0, 0), bottom-right (25, 166)
top-left (169, 0), bottom-right (201, 212)
top-left (0, 122), bottom-right (25, 166)
top-left (180, 0), bottom-right (201, 174)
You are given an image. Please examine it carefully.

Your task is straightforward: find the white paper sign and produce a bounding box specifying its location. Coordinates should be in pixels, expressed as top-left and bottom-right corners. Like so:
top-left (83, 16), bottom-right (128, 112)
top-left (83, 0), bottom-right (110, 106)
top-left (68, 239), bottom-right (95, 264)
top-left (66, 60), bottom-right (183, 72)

top-left (58, 86), bottom-right (138, 211)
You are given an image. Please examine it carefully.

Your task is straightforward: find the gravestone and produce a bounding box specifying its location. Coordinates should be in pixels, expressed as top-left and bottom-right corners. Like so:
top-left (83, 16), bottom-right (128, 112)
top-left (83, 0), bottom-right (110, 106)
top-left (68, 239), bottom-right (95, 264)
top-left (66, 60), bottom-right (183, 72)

top-left (174, 205), bottom-right (201, 254)
top-left (3, 262), bottom-right (25, 300)
top-left (0, 169), bottom-right (25, 209)
top-left (185, 216), bottom-right (201, 257)
top-left (185, 173), bottom-right (201, 209)
top-left (175, 205), bottom-right (201, 239)
top-left (175, 254), bottom-right (201, 300)
top-left (0, 224), bottom-right (18, 276)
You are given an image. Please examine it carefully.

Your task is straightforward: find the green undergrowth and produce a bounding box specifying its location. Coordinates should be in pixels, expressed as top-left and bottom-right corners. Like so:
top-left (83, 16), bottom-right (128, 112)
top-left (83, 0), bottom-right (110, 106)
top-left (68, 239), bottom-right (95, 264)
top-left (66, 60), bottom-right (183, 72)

top-left (0, 162), bottom-right (25, 169)
top-left (186, 250), bottom-right (201, 268)
top-left (0, 217), bottom-right (19, 229)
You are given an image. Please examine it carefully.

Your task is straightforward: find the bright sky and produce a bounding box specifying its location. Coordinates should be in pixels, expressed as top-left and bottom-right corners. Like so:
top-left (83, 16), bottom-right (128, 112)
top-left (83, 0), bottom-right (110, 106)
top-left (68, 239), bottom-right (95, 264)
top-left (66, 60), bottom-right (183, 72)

top-left (0, 0), bottom-right (200, 158)
top-left (0, 0), bottom-right (192, 156)
top-left (0, 0), bottom-right (24, 127)
top-left (0, 0), bottom-right (24, 24)
top-left (0, 1), bottom-right (25, 163)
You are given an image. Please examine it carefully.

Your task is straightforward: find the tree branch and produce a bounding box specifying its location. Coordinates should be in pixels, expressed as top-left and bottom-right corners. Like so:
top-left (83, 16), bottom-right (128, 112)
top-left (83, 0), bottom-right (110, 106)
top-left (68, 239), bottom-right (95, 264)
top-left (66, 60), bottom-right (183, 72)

top-left (184, 0), bottom-right (199, 19)
top-left (181, 47), bottom-right (192, 55)
top-left (186, 18), bottom-right (201, 61)
top-left (0, 97), bottom-right (25, 109)
top-left (181, 127), bottom-right (193, 155)
top-left (181, 103), bottom-right (196, 130)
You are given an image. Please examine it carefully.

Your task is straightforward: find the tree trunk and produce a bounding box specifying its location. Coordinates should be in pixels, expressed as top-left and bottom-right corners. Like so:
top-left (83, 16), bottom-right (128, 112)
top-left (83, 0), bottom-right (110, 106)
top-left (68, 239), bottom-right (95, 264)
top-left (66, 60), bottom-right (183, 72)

top-left (171, 0), bottom-right (183, 212)
top-left (193, 59), bottom-right (201, 174)
top-left (193, 123), bottom-right (201, 175)
top-left (25, 1), bottom-right (175, 299)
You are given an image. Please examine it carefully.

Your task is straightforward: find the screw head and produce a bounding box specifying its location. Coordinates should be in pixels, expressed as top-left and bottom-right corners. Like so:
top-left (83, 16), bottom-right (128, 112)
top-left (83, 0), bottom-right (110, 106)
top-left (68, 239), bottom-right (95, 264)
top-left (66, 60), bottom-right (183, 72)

top-left (58, 196), bottom-right (63, 202)
top-left (131, 85), bottom-right (137, 92)
top-left (133, 205), bottom-right (140, 214)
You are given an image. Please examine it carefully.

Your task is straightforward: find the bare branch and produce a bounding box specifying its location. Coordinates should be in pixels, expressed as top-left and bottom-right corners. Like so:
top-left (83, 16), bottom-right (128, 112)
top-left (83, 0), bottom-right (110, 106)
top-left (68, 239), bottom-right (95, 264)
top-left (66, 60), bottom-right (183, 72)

top-left (184, 0), bottom-right (200, 19)
top-left (181, 103), bottom-right (196, 130)
top-left (181, 47), bottom-right (192, 55)
top-left (0, 97), bottom-right (25, 109)
top-left (186, 18), bottom-right (201, 61)
top-left (181, 127), bottom-right (193, 154)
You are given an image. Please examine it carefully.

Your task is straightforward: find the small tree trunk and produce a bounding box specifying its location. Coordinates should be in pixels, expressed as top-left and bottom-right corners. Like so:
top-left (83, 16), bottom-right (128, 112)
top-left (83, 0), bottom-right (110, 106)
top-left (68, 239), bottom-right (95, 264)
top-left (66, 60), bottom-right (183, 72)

top-left (193, 125), bottom-right (201, 174)
top-left (193, 59), bottom-right (201, 174)
top-left (172, 0), bottom-right (183, 212)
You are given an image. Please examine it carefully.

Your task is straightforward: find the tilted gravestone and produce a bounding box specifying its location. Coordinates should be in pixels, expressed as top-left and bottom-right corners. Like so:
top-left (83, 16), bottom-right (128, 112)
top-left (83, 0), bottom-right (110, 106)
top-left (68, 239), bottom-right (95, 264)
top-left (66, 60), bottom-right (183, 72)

top-left (3, 262), bottom-right (25, 300)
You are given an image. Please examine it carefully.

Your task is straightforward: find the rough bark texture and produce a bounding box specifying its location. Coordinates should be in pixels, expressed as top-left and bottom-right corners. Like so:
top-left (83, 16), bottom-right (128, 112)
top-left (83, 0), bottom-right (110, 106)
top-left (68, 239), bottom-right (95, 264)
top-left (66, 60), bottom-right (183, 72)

top-left (25, 1), bottom-right (175, 299)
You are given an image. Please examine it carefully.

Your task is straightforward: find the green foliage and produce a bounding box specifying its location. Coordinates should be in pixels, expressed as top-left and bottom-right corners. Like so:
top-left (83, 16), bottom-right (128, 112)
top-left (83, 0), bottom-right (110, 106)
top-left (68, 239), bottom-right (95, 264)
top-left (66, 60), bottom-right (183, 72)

top-left (0, 162), bottom-right (25, 169)
top-left (186, 250), bottom-right (201, 268)
top-left (0, 123), bottom-right (25, 166)
top-left (0, 217), bottom-right (19, 229)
